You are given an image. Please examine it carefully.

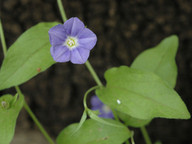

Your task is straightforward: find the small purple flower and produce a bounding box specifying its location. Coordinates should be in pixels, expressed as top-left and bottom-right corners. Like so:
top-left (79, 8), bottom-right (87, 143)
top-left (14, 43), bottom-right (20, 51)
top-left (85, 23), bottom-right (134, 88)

top-left (48, 17), bottom-right (97, 64)
top-left (90, 95), bottom-right (114, 119)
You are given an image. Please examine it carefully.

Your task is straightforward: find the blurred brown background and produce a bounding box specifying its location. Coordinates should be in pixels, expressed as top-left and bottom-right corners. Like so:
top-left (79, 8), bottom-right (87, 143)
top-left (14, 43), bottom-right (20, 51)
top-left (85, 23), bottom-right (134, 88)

top-left (0, 0), bottom-right (192, 144)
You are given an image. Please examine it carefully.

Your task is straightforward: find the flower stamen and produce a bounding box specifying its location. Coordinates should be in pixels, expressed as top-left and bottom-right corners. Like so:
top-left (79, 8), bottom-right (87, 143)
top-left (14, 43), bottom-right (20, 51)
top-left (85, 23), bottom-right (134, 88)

top-left (67, 38), bottom-right (75, 47)
top-left (64, 36), bottom-right (78, 50)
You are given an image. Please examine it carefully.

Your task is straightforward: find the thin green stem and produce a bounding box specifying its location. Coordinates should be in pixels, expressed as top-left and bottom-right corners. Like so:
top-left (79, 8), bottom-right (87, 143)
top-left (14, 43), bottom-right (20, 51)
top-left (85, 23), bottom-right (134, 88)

top-left (23, 102), bottom-right (55, 144)
top-left (125, 140), bottom-right (130, 144)
top-left (130, 132), bottom-right (135, 144)
top-left (57, 0), bottom-right (67, 22)
top-left (111, 109), bottom-right (120, 122)
top-left (15, 86), bottom-right (55, 144)
top-left (83, 85), bottom-right (100, 109)
top-left (85, 61), bottom-right (103, 86)
top-left (0, 19), bottom-right (7, 56)
top-left (140, 126), bottom-right (152, 144)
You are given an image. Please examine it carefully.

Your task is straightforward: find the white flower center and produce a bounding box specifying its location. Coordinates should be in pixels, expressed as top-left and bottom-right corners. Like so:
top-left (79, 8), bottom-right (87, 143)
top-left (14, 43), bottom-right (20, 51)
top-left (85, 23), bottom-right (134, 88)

top-left (102, 105), bottom-right (111, 113)
top-left (64, 36), bottom-right (78, 50)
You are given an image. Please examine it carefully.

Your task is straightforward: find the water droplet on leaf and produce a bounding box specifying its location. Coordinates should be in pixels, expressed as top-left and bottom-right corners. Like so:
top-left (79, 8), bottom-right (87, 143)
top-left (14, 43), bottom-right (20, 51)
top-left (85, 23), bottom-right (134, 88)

top-left (117, 99), bottom-right (121, 104)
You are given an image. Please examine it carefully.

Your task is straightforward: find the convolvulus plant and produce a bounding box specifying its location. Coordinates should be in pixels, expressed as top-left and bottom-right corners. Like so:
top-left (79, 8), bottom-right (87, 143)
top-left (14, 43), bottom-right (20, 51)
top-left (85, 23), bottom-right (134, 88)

top-left (0, 0), bottom-right (190, 144)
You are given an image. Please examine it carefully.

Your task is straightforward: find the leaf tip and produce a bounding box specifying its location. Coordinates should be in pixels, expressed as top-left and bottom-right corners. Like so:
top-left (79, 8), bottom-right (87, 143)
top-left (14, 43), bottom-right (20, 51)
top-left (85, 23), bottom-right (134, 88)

top-left (184, 111), bottom-right (191, 119)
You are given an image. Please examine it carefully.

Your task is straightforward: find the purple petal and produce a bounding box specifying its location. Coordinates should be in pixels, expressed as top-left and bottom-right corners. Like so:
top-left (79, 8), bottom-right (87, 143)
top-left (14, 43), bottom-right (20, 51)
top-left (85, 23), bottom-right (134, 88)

top-left (78, 28), bottom-right (97, 50)
top-left (99, 106), bottom-right (114, 119)
top-left (50, 45), bottom-right (70, 62)
top-left (90, 96), bottom-right (103, 109)
top-left (48, 24), bottom-right (67, 46)
top-left (90, 96), bottom-right (114, 119)
top-left (64, 17), bottom-right (85, 36)
top-left (99, 111), bottom-right (114, 119)
top-left (70, 47), bottom-right (90, 64)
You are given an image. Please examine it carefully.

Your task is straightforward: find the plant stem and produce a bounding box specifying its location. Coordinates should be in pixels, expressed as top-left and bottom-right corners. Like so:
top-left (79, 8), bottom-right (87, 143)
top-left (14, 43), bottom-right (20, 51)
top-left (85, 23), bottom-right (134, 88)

top-left (125, 140), bottom-right (130, 144)
top-left (15, 86), bottom-right (55, 144)
top-left (0, 19), bottom-right (55, 144)
top-left (85, 61), bottom-right (103, 86)
top-left (83, 86), bottom-right (100, 109)
top-left (0, 18), bottom-right (7, 56)
top-left (24, 101), bottom-right (55, 144)
top-left (111, 109), bottom-right (120, 122)
top-left (140, 126), bottom-right (152, 144)
top-left (57, 0), bottom-right (67, 22)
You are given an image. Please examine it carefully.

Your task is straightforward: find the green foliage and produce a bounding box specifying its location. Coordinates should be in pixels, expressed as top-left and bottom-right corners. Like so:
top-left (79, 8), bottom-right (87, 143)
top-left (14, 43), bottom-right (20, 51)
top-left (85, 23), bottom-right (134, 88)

top-left (56, 119), bottom-right (131, 144)
top-left (117, 112), bottom-right (151, 127)
top-left (72, 110), bottom-right (87, 134)
top-left (0, 22), bottom-right (59, 90)
top-left (96, 66), bottom-right (190, 120)
top-left (87, 109), bottom-right (126, 128)
top-left (154, 141), bottom-right (162, 144)
top-left (131, 35), bottom-right (178, 88)
top-left (97, 35), bottom-right (190, 127)
top-left (0, 94), bottom-right (24, 144)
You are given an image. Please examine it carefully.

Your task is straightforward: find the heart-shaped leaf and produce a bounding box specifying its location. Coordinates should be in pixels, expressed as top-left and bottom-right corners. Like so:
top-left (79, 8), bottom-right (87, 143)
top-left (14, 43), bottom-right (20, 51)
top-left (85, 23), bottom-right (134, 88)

top-left (96, 66), bottom-right (190, 120)
top-left (56, 119), bottom-right (131, 144)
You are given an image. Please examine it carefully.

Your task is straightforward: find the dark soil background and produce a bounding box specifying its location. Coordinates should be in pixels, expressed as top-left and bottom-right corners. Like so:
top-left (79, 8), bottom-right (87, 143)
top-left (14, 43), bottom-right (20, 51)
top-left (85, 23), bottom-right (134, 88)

top-left (0, 0), bottom-right (192, 144)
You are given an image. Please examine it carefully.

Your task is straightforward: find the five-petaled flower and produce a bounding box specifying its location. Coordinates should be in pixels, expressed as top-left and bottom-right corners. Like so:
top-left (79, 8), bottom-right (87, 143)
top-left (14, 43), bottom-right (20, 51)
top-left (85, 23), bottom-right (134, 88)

top-left (91, 95), bottom-right (114, 119)
top-left (48, 17), bottom-right (97, 64)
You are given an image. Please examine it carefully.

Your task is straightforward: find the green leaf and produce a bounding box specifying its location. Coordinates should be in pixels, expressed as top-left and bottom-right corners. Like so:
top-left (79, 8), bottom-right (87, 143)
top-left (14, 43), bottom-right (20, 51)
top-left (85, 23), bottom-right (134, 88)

top-left (72, 110), bottom-right (87, 134)
top-left (96, 66), bottom-right (190, 120)
top-left (131, 35), bottom-right (178, 88)
top-left (0, 22), bottom-right (59, 90)
top-left (56, 119), bottom-right (131, 144)
top-left (87, 109), bottom-right (125, 128)
top-left (0, 93), bottom-right (24, 144)
top-left (117, 111), bottom-right (151, 127)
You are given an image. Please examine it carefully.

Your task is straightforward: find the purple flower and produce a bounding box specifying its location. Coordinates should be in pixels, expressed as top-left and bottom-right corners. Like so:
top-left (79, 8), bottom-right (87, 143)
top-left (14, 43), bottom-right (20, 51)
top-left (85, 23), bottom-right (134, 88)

top-left (48, 17), bottom-right (97, 64)
top-left (90, 95), bottom-right (114, 119)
